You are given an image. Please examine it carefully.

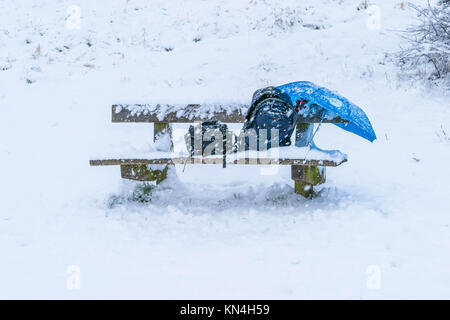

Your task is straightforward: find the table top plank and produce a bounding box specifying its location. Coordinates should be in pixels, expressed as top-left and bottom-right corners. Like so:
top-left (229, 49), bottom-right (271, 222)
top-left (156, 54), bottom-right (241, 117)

top-left (112, 104), bottom-right (349, 123)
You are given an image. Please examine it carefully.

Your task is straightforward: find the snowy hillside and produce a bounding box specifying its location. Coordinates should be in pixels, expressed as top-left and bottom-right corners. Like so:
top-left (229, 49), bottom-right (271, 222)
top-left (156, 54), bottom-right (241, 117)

top-left (1, 0), bottom-right (449, 298)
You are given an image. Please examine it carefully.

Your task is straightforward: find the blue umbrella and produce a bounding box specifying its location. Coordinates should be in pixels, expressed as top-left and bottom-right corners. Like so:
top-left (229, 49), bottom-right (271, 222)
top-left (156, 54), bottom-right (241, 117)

top-left (276, 81), bottom-right (376, 142)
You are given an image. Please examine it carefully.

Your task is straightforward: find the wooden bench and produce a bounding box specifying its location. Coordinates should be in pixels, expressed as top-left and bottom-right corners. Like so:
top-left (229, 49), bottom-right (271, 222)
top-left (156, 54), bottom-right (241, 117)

top-left (90, 104), bottom-right (348, 197)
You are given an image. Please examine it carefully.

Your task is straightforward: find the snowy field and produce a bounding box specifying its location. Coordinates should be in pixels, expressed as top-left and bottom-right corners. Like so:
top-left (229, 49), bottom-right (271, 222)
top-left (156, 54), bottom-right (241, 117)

top-left (1, 0), bottom-right (449, 299)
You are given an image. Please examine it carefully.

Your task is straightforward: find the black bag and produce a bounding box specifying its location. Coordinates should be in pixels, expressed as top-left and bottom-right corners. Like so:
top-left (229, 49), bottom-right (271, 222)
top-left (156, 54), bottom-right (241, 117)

top-left (243, 86), bottom-right (297, 150)
top-left (186, 121), bottom-right (229, 168)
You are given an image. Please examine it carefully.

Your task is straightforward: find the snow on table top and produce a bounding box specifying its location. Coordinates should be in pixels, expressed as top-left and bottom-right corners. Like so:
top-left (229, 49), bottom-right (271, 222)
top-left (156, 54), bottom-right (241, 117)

top-left (114, 103), bottom-right (249, 121)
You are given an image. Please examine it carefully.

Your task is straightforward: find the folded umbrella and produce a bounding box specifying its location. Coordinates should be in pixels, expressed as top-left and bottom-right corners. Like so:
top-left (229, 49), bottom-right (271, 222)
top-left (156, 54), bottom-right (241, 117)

top-left (276, 81), bottom-right (376, 142)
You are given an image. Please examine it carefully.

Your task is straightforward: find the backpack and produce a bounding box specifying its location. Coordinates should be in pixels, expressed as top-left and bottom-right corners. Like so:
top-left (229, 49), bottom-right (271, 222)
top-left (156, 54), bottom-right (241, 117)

top-left (242, 86), bottom-right (297, 150)
top-left (186, 121), bottom-right (231, 168)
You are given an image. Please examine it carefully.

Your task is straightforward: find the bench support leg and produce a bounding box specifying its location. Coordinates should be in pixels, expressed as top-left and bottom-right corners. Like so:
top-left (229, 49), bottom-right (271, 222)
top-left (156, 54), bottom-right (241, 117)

top-left (293, 122), bottom-right (326, 197)
top-left (149, 122), bottom-right (174, 184)
top-left (119, 122), bottom-right (174, 184)
top-left (292, 165), bottom-right (326, 198)
top-left (154, 122), bottom-right (174, 151)
top-left (294, 181), bottom-right (314, 198)
top-left (295, 122), bottom-right (313, 147)
top-left (120, 164), bottom-right (168, 183)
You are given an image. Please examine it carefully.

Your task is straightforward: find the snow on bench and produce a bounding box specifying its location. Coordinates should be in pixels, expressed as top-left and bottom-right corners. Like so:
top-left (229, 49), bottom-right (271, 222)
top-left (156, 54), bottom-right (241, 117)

top-left (112, 104), bottom-right (349, 123)
top-left (90, 146), bottom-right (347, 167)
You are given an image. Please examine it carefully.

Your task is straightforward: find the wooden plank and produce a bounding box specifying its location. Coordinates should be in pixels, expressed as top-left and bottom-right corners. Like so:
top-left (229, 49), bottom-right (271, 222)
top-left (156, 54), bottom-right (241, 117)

top-left (90, 157), bottom-right (347, 167)
top-left (112, 104), bottom-right (247, 123)
top-left (112, 104), bottom-right (349, 123)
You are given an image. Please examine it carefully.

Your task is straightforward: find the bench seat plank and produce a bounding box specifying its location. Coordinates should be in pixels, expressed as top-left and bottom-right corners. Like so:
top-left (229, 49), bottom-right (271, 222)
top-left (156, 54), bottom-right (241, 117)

top-left (90, 157), bottom-right (347, 167)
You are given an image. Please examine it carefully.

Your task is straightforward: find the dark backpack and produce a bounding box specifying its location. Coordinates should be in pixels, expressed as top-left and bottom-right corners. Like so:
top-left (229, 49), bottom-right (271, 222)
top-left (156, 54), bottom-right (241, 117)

top-left (242, 86), bottom-right (297, 150)
top-left (187, 121), bottom-right (229, 168)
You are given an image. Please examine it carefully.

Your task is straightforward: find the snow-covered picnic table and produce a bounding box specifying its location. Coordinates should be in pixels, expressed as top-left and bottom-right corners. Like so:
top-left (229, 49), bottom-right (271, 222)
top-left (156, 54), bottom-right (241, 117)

top-left (90, 103), bottom-right (349, 197)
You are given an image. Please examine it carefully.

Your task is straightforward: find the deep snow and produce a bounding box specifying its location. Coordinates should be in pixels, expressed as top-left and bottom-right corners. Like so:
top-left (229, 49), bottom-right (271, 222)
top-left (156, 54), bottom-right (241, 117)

top-left (1, 0), bottom-right (450, 299)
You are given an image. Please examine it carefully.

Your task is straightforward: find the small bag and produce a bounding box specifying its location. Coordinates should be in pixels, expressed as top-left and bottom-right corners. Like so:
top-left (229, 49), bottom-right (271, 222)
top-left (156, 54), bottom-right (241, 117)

top-left (185, 121), bottom-right (232, 168)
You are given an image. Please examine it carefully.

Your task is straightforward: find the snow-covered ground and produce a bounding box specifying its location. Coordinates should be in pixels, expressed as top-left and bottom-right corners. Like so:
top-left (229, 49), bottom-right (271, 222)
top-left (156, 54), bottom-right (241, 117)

top-left (1, 0), bottom-right (449, 299)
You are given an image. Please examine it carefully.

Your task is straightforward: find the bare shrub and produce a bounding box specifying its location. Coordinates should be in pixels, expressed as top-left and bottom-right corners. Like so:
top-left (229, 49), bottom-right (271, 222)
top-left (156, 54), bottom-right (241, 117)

top-left (396, 1), bottom-right (449, 85)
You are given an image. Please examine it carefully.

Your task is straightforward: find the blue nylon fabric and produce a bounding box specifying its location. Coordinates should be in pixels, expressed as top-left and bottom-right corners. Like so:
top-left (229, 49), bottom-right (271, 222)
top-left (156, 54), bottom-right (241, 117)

top-left (276, 81), bottom-right (376, 142)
